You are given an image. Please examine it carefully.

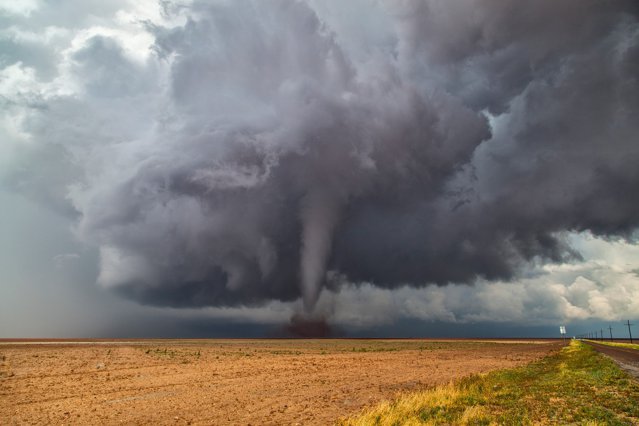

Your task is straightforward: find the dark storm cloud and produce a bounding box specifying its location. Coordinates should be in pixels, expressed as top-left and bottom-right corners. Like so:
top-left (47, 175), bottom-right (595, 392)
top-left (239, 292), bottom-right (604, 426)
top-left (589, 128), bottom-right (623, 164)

top-left (334, 0), bottom-right (639, 286)
top-left (3, 0), bottom-right (639, 314)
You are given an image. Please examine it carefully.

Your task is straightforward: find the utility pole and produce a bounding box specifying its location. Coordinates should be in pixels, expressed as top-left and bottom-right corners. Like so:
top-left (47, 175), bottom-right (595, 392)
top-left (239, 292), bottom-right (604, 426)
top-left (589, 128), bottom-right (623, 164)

top-left (608, 325), bottom-right (613, 341)
top-left (600, 329), bottom-right (604, 341)
top-left (626, 320), bottom-right (634, 344)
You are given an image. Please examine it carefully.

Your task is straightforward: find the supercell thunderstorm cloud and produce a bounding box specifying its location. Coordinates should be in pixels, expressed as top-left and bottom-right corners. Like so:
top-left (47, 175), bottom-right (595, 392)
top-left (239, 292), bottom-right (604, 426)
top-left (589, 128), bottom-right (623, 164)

top-left (1, 0), bottom-right (639, 334)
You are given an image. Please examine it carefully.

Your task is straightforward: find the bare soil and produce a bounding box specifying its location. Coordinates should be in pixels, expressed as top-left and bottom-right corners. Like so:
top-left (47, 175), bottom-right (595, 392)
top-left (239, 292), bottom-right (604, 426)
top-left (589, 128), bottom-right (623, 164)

top-left (0, 339), bottom-right (562, 425)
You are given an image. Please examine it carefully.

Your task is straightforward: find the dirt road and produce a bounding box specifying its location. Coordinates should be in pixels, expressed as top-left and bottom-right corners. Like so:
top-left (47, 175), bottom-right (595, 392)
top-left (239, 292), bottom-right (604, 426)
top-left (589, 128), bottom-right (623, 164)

top-left (1, 339), bottom-right (561, 425)
top-left (584, 341), bottom-right (639, 380)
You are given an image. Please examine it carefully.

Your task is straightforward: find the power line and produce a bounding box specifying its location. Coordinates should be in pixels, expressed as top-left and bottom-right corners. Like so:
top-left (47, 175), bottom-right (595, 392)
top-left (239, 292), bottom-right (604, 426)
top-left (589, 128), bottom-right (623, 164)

top-left (608, 325), bottom-right (613, 341)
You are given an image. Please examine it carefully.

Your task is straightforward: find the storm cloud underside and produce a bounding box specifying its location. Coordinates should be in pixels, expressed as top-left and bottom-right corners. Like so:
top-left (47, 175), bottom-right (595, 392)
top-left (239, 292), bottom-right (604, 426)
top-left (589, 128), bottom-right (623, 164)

top-left (2, 0), bottom-right (639, 316)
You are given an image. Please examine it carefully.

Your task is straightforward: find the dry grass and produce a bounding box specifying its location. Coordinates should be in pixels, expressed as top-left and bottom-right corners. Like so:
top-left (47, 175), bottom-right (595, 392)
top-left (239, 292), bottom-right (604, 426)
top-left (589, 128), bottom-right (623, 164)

top-left (339, 340), bottom-right (639, 425)
top-left (584, 340), bottom-right (639, 351)
top-left (338, 383), bottom-right (494, 426)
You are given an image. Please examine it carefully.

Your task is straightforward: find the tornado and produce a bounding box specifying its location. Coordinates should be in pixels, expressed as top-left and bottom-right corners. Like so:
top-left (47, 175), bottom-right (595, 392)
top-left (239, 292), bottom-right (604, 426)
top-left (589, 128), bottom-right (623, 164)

top-left (299, 189), bottom-right (340, 313)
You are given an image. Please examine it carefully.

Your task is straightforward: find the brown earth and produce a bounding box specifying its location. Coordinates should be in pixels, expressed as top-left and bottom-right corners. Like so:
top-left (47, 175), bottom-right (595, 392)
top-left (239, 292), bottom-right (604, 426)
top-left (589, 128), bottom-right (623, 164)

top-left (0, 339), bottom-right (562, 425)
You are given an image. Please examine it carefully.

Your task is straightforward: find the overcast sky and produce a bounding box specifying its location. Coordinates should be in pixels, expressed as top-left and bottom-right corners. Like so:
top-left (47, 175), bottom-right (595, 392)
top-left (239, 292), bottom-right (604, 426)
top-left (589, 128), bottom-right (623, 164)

top-left (1, 0), bottom-right (638, 338)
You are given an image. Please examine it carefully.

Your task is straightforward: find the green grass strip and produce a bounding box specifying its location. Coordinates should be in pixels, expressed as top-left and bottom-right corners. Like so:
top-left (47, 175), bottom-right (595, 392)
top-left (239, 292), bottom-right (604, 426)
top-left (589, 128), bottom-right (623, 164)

top-left (339, 340), bottom-right (639, 425)
top-left (583, 340), bottom-right (639, 351)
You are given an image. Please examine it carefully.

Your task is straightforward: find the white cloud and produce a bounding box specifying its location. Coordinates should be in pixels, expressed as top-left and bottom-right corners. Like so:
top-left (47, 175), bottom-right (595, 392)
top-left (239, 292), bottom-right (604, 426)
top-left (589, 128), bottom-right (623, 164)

top-left (0, 0), bottom-right (40, 17)
top-left (305, 232), bottom-right (639, 327)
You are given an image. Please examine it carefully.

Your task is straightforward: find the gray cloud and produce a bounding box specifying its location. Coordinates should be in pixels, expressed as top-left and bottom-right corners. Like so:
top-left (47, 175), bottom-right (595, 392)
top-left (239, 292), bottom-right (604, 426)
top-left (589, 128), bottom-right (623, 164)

top-left (1, 0), bottom-right (638, 323)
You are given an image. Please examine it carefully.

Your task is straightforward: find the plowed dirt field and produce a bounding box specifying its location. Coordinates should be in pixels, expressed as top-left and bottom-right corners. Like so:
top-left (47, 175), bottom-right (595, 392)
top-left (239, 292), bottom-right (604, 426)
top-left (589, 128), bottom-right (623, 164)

top-left (0, 339), bottom-right (562, 425)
